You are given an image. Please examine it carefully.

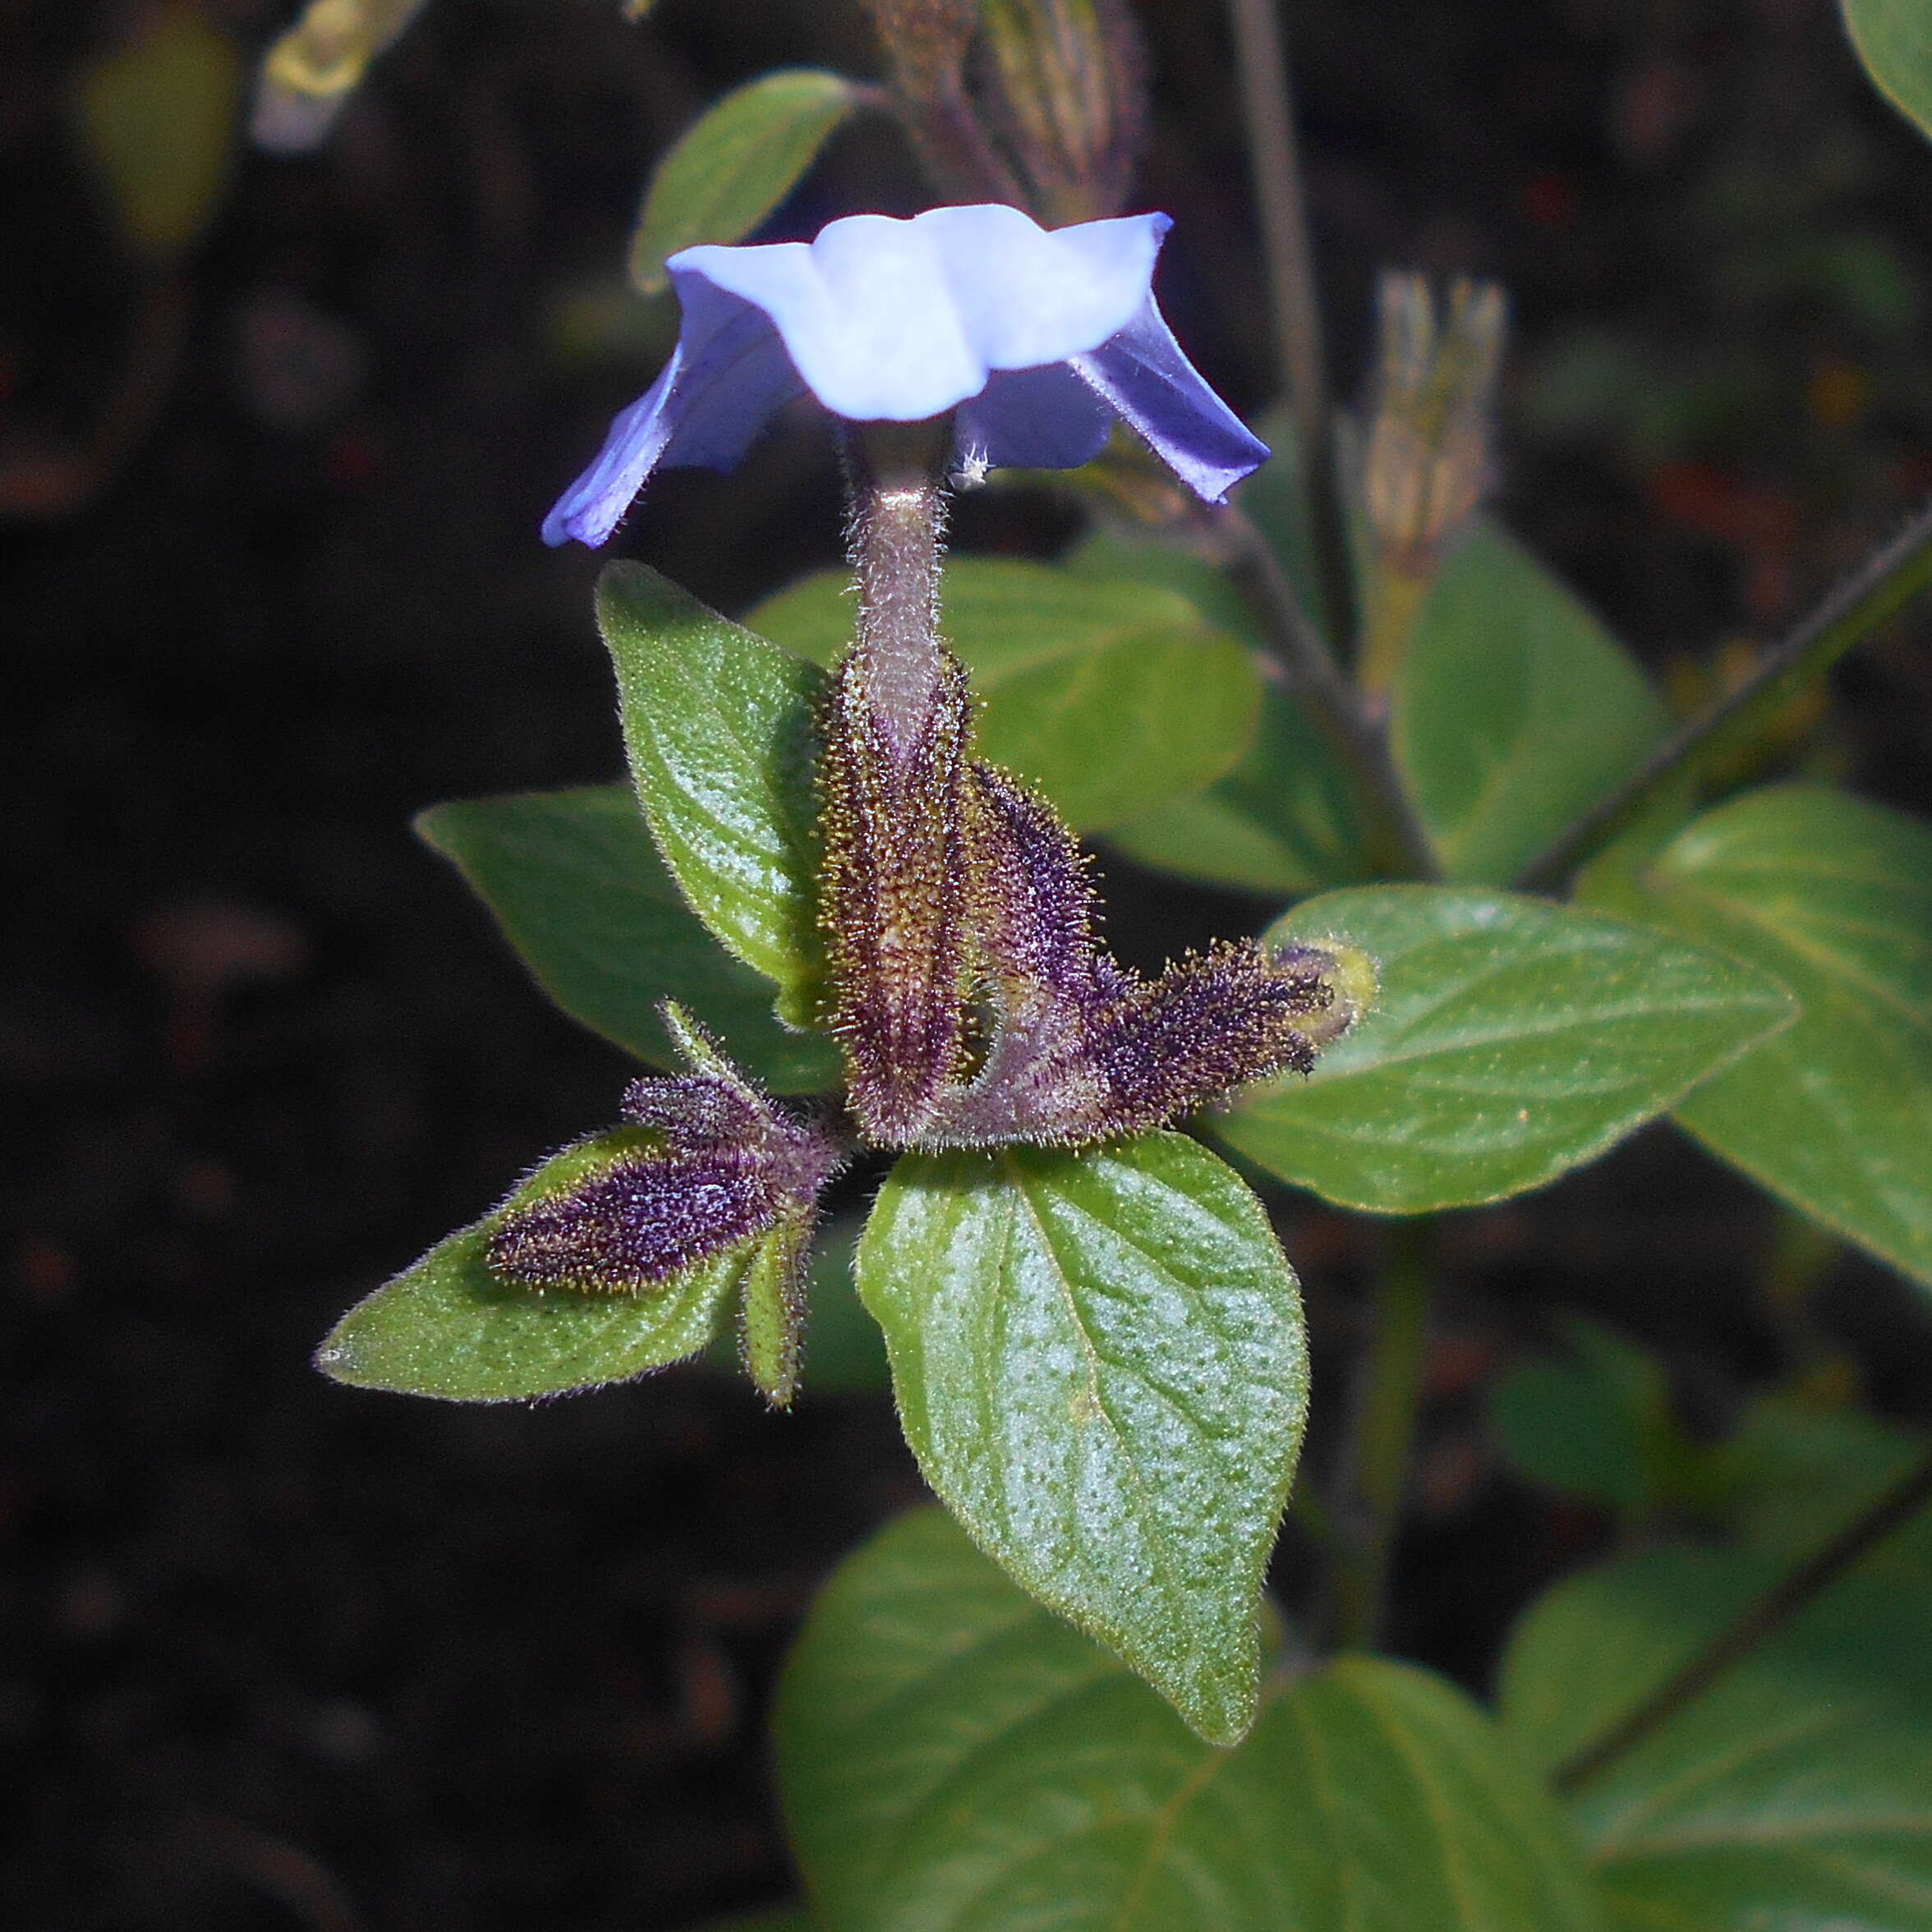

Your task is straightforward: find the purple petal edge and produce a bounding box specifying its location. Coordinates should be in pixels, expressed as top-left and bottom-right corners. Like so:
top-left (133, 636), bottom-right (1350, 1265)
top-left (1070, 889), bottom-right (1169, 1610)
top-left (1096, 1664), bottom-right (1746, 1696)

top-left (1070, 297), bottom-right (1270, 504)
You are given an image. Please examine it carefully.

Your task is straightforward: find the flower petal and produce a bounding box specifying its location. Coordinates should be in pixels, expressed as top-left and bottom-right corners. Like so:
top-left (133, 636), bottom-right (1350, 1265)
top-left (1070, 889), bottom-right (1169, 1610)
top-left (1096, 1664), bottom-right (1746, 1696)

top-left (541, 278), bottom-right (804, 547)
top-left (952, 362), bottom-right (1113, 472)
top-left (920, 205), bottom-right (1166, 375)
top-left (1070, 295), bottom-right (1270, 503)
top-left (675, 218), bottom-right (982, 422)
top-left (672, 205), bottom-right (1166, 424)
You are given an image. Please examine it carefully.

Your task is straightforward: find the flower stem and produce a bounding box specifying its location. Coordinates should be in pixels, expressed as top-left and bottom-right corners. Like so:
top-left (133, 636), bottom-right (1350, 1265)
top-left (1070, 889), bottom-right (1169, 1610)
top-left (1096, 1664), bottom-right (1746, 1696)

top-left (1225, 0), bottom-right (1356, 656)
top-left (1328, 1219), bottom-right (1435, 1651)
top-left (844, 423), bottom-right (953, 747)
top-left (1553, 1441), bottom-right (1932, 1792)
top-left (1516, 494), bottom-right (1932, 893)
top-left (1222, 504), bottom-right (1440, 879)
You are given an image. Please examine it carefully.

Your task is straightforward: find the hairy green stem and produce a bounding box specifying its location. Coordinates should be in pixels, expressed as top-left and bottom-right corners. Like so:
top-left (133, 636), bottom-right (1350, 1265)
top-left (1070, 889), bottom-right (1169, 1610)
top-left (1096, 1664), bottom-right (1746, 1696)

top-left (1516, 495), bottom-right (1932, 893)
top-left (1222, 505), bottom-right (1440, 879)
top-left (1554, 1441), bottom-right (1932, 1792)
top-left (1328, 1220), bottom-right (1435, 1650)
top-left (1225, 0), bottom-right (1356, 656)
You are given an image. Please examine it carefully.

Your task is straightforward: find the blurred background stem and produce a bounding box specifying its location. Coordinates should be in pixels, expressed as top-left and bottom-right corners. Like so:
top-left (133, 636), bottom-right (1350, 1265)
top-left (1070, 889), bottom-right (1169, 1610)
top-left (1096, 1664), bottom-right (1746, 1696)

top-left (1327, 1217), bottom-right (1436, 1650)
top-left (1226, 0), bottom-right (1357, 658)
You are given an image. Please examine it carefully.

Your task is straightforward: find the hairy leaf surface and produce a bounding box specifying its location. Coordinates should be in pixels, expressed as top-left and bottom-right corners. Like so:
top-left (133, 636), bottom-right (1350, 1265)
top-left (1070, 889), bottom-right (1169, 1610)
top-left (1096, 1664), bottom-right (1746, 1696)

top-left (1215, 886), bottom-right (1795, 1212)
top-left (856, 1134), bottom-right (1306, 1742)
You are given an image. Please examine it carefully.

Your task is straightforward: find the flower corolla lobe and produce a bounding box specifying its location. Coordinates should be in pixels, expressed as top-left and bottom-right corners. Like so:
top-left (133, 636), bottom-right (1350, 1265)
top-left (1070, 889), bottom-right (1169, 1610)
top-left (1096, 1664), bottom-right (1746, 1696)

top-left (544, 203), bottom-right (1267, 547)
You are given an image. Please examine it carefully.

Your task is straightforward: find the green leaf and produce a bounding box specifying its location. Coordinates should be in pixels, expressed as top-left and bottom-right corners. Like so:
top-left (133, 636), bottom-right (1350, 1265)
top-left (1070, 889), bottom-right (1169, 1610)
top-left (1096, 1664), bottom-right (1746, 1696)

top-left (1501, 1544), bottom-right (1932, 1932)
top-left (597, 562), bottom-right (828, 1030)
top-left (779, 1509), bottom-right (1606, 1932)
top-left (1842, 0), bottom-right (1932, 144)
top-left (72, 2), bottom-right (241, 261)
top-left (1059, 531), bottom-right (1371, 893)
top-left (1105, 685), bottom-right (1373, 895)
top-left (1490, 1318), bottom-right (1682, 1516)
top-left (416, 789), bottom-right (840, 1092)
top-left (628, 70), bottom-right (859, 296)
top-left (1393, 526), bottom-right (1670, 886)
top-left (748, 559), bottom-right (1262, 831)
top-left (1213, 886), bottom-right (1797, 1213)
top-left (1722, 1394), bottom-right (1932, 1582)
top-left (316, 1131), bottom-right (752, 1401)
top-left (1581, 784), bottom-right (1932, 1289)
top-left (855, 1134), bottom-right (1307, 1743)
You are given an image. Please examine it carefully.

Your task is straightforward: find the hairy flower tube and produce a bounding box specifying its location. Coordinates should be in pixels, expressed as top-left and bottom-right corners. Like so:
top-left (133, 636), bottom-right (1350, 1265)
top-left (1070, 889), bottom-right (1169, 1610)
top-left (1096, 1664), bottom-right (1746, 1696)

top-left (542, 203), bottom-right (1270, 547)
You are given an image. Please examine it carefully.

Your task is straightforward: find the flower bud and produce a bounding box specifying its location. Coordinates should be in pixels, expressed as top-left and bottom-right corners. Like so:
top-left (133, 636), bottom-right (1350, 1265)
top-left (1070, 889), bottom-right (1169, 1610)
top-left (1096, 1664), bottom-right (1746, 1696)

top-left (935, 764), bottom-right (1376, 1147)
top-left (486, 1006), bottom-right (842, 1311)
top-left (1358, 272), bottom-right (1507, 695)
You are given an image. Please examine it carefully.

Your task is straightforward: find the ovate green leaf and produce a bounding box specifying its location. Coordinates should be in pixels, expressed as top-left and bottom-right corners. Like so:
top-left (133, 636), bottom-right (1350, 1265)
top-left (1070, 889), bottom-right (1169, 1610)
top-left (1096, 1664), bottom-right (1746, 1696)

top-left (779, 1509), bottom-right (1606, 1932)
top-left (748, 558), bottom-right (1261, 830)
top-left (1394, 526), bottom-right (1670, 886)
top-left (597, 562), bottom-right (828, 1029)
top-left (1106, 684), bottom-right (1373, 895)
top-left (855, 1134), bottom-right (1307, 1742)
top-left (1842, 0), bottom-right (1932, 144)
top-left (1502, 1544), bottom-right (1932, 1932)
top-left (628, 70), bottom-right (859, 296)
top-left (1581, 784), bottom-right (1932, 1289)
top-left (1214, 886), bottom-right (1796, 1212)
top-left (416, 789), bottom-right (840, 1092)
top-left (317, 1131), bottom-right (749, 1401)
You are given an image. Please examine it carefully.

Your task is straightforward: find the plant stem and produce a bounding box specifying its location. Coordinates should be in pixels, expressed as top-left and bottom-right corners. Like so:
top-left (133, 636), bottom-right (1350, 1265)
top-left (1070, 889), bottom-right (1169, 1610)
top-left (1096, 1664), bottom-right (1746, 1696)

top-left (1553, 1440), bottom-right (1932, 1792)
top-left (1516, 496), bottom-right (1932, 894)
top-left (1329, 1219), bottom-right (1435, 1650)
top-left (1222, 505), bottom-right (1439, 879)
top-left (1225, 0), bottom-right (1357, 656)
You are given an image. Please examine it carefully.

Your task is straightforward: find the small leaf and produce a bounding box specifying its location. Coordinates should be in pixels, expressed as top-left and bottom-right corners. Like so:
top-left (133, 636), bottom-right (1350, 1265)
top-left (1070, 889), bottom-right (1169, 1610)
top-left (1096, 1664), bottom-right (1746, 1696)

top-left (628, 71), bottom-right (859, 296)
top-left (597, 562), bottom-right (829, 1029)
top-left (417, 789), bottom-right (840, 1092)
top-left (72, 2), bottom-right (242, 261)
top-left (318, 1132), bottom-right (753, 1401)
top-left (748, 559), bottom-right (1261, 831)
top-left (1581, 784), bottom-right (1932, 1289)
top-left (1842, 0), bottom-right (1932, 145)
top-left (779, 1509), bottom-right (1606, 1932)
top-left (1501, 1543), bottom-right (1932, 1932)
top-left (1214, 886), bottom-right (1796, 1213)
top-left (1394, 525), bottom-right (1670, 886)
top-left (855, 1133), bottom-right (1306, 1743)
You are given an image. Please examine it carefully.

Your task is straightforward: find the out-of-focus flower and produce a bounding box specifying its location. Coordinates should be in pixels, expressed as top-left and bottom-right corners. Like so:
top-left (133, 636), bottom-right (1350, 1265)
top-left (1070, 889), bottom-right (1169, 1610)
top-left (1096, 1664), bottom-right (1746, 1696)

top-left (251, 0), bottom-right (433, 154)
top-left (543, 203), bottom-right (1267, 546)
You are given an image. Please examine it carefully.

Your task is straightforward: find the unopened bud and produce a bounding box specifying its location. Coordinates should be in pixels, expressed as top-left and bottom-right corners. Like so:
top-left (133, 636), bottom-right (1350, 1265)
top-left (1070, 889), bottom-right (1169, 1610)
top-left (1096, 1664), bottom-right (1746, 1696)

top-left (487, 1006), bottom-right (843, 1338)
top-left (1358, 271), bottom-right (1507, 694)
top-left (1364, 272), bottom-right (1506, 573)
top-left (251, 0), bottom-right (432, 154)
top-left (976, 0), bottom-right (1148, 222)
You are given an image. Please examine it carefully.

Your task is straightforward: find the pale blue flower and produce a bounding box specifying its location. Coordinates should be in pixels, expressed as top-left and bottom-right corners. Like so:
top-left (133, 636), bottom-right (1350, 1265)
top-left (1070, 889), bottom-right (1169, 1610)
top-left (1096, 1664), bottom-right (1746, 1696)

top-left (544, 203), bottom-right (1268, 546)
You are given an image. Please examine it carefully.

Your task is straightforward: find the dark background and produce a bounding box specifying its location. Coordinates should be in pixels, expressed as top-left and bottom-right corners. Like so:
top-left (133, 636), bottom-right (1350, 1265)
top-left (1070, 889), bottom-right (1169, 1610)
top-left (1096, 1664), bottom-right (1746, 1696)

top-left (7, 0), bottom-right (1932, 1925)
